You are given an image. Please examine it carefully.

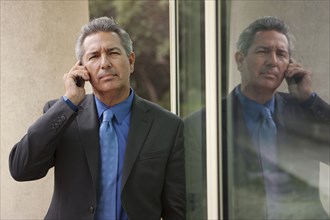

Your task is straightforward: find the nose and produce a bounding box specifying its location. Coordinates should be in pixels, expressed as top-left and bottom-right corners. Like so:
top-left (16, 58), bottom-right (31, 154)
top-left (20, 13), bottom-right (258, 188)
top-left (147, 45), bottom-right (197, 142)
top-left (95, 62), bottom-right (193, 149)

top-left (100, 54), bottom-right (112, 69)
top-left (267, 52), bottom-right (278, 67)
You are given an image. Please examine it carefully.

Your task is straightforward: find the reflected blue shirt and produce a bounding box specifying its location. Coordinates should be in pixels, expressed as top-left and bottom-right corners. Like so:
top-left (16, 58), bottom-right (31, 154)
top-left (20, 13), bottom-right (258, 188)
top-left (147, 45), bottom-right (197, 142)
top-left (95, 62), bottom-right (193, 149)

top-left (235, 85), bottom-right (275, 146)
top-left (95, 89), bottom-right (134, 220)
top-left (235, 85), bottom-right (284, 219)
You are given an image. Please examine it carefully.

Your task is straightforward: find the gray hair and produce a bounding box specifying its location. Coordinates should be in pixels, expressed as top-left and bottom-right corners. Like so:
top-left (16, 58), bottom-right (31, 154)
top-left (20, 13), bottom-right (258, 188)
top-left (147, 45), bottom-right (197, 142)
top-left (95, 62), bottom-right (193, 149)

top-left (236, 16), bottom-right (294, 56)
top-left (75, 17), bottom-right (133, 62)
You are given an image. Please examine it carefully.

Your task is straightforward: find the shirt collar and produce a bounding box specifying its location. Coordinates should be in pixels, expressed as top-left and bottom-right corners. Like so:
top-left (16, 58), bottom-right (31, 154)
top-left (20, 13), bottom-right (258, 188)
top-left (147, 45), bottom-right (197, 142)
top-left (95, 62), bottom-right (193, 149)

top-left (95, 88), bottom-right (134, 124)
top-left (235, 85), bottom-right (275, 121)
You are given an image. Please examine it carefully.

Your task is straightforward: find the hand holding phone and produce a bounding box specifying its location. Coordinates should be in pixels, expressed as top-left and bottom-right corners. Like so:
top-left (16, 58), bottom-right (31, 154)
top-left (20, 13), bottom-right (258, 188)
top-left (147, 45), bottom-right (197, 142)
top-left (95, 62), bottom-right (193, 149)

top-left (74, 75), bottom-right (84, 87)
top-left (74, 61), bottom-right (86, 87)
top-left (286, 58), bottom-right (303, 84)
top-left (63, 61), bottom-right (90, 105)
top-left (285, 58), bottom-right (313, 101)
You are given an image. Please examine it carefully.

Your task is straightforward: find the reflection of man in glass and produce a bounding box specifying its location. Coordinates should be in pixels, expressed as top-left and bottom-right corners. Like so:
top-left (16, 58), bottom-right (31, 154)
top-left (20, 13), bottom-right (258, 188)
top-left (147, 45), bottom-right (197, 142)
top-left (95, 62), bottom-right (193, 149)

top-left (223, 16), bottom-right (330, 219)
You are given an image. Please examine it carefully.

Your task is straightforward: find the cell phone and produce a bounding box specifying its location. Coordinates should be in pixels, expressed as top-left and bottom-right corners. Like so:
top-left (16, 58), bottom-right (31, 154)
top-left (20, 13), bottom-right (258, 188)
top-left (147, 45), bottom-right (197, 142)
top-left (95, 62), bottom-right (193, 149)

top-left (292, 75), bottom-right (303, 83)
top-left (75, 61), bottom-right (84, 87)
top-left (287, 58), bottom-right (303, 84)
top-left (75, 76), bottom-right (84, 87)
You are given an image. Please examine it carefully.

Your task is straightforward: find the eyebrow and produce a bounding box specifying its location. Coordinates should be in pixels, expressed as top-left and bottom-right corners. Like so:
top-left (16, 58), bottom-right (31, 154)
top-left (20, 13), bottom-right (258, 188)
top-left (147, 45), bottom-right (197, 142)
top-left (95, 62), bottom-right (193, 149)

top-left (255, 45), bottom-right (288, 53)
top-left (108, 47), bottom-right (121, 52)
top-left (86, 47), bottom-right (122, 56)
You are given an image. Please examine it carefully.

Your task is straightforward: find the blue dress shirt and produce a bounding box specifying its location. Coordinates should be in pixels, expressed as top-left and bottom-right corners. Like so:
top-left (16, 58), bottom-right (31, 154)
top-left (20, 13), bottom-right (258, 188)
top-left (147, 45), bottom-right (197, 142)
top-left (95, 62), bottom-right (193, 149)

top-left (94, 89), bottom-right (134, 220)
top-left (235, 86), bottom-right (275, 147)
top-left (235, 86), bottom-right (282, 218)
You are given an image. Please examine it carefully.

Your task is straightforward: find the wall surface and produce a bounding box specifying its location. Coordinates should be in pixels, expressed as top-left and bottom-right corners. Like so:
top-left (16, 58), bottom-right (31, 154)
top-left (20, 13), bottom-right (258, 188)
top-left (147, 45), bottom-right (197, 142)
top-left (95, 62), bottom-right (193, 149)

top-left (1, 1), bottom-right (89, 218)
top-left (228, 0), bottom-right (330, 103)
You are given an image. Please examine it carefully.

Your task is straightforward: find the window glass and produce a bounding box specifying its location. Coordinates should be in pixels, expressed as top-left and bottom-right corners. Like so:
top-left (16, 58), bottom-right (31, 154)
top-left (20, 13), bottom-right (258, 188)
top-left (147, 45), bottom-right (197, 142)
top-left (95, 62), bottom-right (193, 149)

top-left (89, 0), bottom-right (171, 109)
top-left (223, 1), bottom-right (330, 219)
top-left (177, 1), bottom-right (207, 219)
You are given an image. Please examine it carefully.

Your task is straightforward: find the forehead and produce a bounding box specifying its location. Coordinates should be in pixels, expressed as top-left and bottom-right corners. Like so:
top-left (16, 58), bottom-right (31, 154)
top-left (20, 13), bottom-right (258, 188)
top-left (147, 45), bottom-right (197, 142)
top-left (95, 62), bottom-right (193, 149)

top-left (250, 30), bottom-right (289, 50)
top-left (83, 31), bottom-right (123, 52)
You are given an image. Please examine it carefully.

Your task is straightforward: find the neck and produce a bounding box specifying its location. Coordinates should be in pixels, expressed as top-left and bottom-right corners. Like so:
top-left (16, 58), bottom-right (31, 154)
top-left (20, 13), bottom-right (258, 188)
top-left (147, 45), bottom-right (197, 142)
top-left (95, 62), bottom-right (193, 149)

top-left (94, 88), bottom-right (130, 107)
top-left (240, 84), bottom-right (275, 105)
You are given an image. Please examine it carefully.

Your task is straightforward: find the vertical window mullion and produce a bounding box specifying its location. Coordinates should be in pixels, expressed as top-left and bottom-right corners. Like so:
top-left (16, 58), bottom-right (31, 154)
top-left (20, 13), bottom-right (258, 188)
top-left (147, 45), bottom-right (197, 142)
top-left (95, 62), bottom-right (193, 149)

top-left (205, 0), bottom-right (220, 219)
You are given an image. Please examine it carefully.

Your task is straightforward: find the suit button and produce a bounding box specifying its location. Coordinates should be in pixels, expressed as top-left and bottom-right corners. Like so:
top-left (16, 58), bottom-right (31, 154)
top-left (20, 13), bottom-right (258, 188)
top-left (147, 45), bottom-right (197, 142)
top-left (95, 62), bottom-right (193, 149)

top-left (54, 123), bottom-right (60, 129)
top-left (89, 206), bottom-right (95, 213)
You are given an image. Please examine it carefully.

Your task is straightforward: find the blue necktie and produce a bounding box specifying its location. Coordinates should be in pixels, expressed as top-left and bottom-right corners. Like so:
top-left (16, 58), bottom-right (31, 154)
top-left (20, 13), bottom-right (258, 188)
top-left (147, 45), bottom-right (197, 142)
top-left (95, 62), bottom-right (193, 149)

top-left (259, 107), bottom-right (277, 171)
top-left (96, 109), bottom-right (118, 220)
top-left (259, 107), bottom-right (281, 218)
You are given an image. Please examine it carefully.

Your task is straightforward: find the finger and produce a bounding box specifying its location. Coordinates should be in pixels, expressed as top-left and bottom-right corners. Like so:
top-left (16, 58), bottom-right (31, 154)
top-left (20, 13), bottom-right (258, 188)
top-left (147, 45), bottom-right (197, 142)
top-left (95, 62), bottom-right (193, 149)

top-left (69, 61), bottom-right (83, 72)
top-left (81, 71), bottom-right (90, 81)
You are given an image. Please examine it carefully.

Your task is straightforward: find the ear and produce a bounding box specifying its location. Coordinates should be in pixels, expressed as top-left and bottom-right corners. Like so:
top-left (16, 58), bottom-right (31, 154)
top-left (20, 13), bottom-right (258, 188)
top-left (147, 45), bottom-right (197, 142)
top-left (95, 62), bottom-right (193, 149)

top-left (235, 51), bottom-right (245, 72)
top-left (128, 52), bottom-right (135, 74)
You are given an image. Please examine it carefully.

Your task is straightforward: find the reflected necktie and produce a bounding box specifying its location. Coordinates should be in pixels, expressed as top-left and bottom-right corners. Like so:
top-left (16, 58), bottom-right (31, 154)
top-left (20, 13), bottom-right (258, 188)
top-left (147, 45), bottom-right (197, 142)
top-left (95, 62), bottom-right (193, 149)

top-left (259, 108), bottom-right (283, 219)
top-left (259, 107), bottom-right (277, 171)
top-left (96, 109), bottom-right (118, 220)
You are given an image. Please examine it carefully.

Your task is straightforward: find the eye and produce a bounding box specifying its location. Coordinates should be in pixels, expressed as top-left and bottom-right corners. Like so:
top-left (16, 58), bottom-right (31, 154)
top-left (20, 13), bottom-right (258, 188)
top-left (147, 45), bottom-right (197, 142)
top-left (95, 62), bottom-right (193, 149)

top-left (256, 49), bottom-right (267, 54)
top-left (277, 52), bottom-right (288, 58)
top-left (109, 51), bottom-right (120, 55)
top-left (88, 55), bottom-right (98, 60)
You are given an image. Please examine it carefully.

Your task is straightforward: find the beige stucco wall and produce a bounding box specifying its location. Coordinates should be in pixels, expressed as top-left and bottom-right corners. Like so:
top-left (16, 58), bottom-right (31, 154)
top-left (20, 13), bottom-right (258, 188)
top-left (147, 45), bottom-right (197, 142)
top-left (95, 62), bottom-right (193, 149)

top-left (0, 1), bottom-right (89, 219)
top-left (228, 0), bottom-right (330, 103)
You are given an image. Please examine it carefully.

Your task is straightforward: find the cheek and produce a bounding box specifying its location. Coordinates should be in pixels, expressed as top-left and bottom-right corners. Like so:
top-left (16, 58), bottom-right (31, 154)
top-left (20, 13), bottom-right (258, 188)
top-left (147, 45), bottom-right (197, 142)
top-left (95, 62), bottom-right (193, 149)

top-left (86, 68), bottom-right (99, 85)
top-left (86, 64), bottom-right (98, 76)
top-left (245, 61), bottom-right (260, 77)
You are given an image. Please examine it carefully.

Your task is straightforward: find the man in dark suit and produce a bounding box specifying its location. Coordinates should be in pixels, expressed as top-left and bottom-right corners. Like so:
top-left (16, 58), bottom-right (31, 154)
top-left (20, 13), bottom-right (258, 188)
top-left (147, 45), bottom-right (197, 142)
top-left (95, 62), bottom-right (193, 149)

top-left (9, 17), bottom-right (185, 220)
top-left (223, 16), bottom-right (330, 219)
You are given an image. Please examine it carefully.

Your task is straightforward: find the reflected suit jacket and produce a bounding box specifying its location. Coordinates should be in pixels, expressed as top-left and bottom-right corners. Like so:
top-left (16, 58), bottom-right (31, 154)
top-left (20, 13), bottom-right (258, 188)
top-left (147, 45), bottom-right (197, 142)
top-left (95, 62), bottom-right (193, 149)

top-left (222, 89), bottom-right (330, 220)
top-left (9, 94), bottom-right (186, 220)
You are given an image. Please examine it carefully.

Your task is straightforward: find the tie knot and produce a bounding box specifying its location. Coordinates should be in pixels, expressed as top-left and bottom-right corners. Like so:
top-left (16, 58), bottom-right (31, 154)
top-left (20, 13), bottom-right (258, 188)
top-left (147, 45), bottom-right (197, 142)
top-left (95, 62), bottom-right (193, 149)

top-left (102, 109), bottom-right (114, 122)
top-left (261, 107), bottom-right (272, 120)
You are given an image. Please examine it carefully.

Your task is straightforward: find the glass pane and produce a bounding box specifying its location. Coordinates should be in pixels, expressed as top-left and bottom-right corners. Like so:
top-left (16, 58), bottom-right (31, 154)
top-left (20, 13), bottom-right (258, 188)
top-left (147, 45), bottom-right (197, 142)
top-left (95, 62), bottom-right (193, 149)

top-left (223, 1), bottom-right (330, 219)
top-left (89, 0), bottom-right (171, 110)
top-left (177, 1), bottom-right (207, 219)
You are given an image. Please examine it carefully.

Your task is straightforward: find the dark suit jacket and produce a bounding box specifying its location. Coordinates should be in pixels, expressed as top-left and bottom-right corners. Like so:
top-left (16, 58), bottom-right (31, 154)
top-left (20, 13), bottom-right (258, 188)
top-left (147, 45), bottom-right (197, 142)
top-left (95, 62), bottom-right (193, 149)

top-left (9, 94), bottom-right (186, 220)
top-left (222, 89), bottom-right (330, 220)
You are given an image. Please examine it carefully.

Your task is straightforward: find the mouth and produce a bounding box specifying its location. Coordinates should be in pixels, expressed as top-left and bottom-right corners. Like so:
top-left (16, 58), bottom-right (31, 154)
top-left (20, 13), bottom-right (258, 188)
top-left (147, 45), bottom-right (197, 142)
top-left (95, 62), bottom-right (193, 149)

top-left (261, 71), bottom-right (278, 79)
top-left (99, 73), bottom-right (117, 80)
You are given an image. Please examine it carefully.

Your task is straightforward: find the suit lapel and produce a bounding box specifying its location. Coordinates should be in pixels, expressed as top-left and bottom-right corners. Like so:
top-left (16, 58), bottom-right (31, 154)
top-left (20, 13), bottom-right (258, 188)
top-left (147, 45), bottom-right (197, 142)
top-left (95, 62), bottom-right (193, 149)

top-left (121, 95), bottom-right (153, 192)
top-left (76, 94), bottom-right (100, 194)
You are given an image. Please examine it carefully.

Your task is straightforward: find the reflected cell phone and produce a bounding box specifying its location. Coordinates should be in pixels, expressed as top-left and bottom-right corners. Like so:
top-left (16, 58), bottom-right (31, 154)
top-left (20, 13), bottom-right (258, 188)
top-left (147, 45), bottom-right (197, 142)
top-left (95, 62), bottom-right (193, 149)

top-left (288, 58), bottom-right (303, 84)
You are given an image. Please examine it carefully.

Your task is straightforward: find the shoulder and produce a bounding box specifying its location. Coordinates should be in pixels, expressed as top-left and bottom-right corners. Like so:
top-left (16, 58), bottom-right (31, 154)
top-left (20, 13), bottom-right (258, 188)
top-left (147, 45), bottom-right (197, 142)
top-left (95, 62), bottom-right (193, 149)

top-left (43, 94), bottom-right (95, 113)
top-left (222, 90), bottom-right (239, 112)
top-left (275, 92), bottom-right (300, 104)
top-left (133, 94), bottom-right (182, 122)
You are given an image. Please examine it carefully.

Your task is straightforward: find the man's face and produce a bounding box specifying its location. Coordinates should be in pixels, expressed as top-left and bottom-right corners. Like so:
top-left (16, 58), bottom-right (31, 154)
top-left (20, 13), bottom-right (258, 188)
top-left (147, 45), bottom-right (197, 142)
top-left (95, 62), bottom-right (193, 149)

top-left (82, 31), bottom-right (135, 98)
top-left (235, 30), bottom-right (290, 93)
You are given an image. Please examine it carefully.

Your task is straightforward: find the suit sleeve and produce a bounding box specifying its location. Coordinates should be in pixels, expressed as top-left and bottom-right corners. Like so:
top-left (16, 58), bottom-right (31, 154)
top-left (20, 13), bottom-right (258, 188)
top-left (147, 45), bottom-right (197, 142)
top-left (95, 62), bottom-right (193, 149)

top-left (9, 99), bottom-right (77, 181)
top-left (162, 120), bottom-right (186, 220)
top-left (307, 94), bottom-right (330, 124)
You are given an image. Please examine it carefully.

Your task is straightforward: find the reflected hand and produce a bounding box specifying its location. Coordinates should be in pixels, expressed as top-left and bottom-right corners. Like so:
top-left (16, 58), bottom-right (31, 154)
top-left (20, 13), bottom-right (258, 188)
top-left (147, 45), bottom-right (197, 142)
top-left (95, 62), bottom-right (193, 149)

top-left (285, 58), bottom-right (313, 101)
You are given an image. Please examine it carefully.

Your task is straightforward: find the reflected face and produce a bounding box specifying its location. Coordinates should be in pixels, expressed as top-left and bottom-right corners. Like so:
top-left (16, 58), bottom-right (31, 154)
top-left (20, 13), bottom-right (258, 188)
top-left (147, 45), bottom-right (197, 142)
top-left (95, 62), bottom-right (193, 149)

top-left (236, 30), bottom-right (290, 93)
top-left (82, 31), bottom-right (135, 98)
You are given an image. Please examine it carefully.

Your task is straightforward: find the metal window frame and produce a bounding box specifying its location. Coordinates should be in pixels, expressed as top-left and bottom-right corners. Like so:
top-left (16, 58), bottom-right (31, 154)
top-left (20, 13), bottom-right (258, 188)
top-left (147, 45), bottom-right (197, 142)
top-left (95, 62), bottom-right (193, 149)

top-left (169, 0), bottom-right (221, 219)
top-left (205, 0), bottom-right (221, 219)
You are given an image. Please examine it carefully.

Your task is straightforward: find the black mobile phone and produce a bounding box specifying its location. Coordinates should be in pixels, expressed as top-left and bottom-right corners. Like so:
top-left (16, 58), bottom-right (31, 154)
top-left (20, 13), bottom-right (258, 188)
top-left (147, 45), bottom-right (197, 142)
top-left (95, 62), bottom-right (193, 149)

top-left (292, 75), bottom-right (303, 83)
top-left (75, 61), bottom-right (84, 87)
top-left (75, 76), bottom-right (84, 87)
top-left (288, 58), bottom-right (303, 84)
